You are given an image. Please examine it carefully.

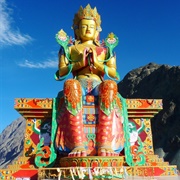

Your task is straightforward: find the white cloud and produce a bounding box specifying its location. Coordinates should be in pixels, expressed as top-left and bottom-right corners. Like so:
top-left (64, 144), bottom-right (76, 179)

top-left (18, 59), bottom-right (58, 69)
top-left (0, 0), bottom-right (33, 47)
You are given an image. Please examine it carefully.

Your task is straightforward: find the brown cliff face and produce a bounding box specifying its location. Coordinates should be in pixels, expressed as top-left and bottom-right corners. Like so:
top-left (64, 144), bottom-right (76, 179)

top-left (118, 62), bottom-right (180, 170)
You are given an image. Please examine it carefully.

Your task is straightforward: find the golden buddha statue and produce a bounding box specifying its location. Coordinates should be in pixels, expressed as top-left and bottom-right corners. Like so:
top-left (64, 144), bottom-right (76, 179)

top-left (55, 4), bottom-right (124, 157)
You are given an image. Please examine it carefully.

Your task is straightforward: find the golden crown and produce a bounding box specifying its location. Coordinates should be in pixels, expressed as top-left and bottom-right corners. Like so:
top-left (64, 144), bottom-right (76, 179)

top-left (73, 4), bottom-right (102, 32)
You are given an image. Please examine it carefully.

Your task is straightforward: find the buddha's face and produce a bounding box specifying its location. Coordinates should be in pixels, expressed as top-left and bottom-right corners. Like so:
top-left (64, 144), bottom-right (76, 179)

top-left (78, 19), bottom-right (97, 42)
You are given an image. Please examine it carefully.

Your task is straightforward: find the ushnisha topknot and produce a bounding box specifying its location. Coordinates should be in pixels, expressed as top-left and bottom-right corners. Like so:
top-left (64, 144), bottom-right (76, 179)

top-left (72, 4), bottom-right (102, 32)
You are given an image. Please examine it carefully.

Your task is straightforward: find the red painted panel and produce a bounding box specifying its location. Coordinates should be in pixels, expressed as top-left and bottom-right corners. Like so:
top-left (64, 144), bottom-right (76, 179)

top-left (12, 170), bottom-right (38, 178)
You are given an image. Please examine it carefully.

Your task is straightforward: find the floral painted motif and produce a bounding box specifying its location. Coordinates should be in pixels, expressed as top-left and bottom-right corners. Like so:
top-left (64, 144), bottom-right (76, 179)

top-left (64, 79), bottom-right (82, 115)
top-left (99, 80), bottom-right (120, 116)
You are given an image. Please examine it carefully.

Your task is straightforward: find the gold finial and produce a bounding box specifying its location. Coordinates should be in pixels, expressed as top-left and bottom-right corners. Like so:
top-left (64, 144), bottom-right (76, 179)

top-left (108, 32), bottom-right (115, 40)
top-left (73, 4), bottom-right (102, 32)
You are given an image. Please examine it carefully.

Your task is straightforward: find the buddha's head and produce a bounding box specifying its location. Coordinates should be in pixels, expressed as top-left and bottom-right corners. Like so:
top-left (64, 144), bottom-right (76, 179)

top-left (72, 4), bottom-right (102, 44)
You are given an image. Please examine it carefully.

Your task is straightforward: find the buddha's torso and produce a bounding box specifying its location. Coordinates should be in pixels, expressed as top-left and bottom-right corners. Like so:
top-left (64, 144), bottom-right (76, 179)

top-left (69, 43), bottom-right (107, 81)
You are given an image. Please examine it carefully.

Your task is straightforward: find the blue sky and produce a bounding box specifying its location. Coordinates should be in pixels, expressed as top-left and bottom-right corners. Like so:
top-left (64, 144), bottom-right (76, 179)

top-left (0, 0), bottom-right (180, 133)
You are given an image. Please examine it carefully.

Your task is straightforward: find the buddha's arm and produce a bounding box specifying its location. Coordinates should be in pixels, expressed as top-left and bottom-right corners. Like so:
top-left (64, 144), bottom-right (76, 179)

top-left (105, 56), bottom-right (117, 77)
top-left (58, 53), bottom-right (70, 77)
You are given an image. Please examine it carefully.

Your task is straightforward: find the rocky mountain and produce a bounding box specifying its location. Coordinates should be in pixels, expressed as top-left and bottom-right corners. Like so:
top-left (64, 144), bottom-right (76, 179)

top-left (0, 116), bottom-right (25, 168)
top-left (118, 62), bottom-right (180, 170)
top-left (0, 62), bottom-right (179, 170)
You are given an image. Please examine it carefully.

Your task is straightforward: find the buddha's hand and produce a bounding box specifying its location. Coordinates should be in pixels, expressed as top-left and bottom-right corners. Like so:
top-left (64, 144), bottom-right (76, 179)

top-left (82, 47), bottom-right (97, 66)
top-left (83, 47), bottom-right (93, 59)
top-left (79, 47), bottom-right (94, 66)
top-left (72, 50), bottom-right (88, 70)
top-left (91, 49), bottom-right (104, 71)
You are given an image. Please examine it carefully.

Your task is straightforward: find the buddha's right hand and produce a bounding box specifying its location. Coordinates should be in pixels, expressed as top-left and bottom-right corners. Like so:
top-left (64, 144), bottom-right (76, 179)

top-left (72, 53), bottom-right (86, 71)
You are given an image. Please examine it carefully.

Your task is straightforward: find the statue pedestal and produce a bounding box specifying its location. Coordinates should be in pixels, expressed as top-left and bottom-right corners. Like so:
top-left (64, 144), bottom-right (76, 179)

top-left (0, 98), bottom-right (178, 179)
top-left (59, 156), bottom-right (124, 167)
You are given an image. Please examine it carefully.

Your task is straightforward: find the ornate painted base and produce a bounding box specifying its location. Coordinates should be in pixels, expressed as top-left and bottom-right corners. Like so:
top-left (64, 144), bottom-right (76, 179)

top-left (59, 156), bottom-right (124, 168)
top-left (0, 98), bottom-right (179, 179)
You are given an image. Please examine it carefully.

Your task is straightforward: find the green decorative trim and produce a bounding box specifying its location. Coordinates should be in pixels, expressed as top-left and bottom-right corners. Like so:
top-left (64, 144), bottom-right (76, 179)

top-left (35, 98), bottom-right (58, 167)
top-left (119, 94), bottom-right (146, 166)
top-left (104, 64), bottom-right (120, 82)
top-left (134, 136), bottom-right (146, 166)
top-left (32, 119), bottom-right (41, 135)
top-left (49, 98), bottom-right (58, 165)
top-left (87, 133), bottom-right (96, 141)
top-left (138, 118), bottom-right (145, 134)
top-left (54, 64), bottom-right (73, 81)
top-left (35, 138), bottom-right (46, 167)
top-left (118, 94), bottom-right (134, 166)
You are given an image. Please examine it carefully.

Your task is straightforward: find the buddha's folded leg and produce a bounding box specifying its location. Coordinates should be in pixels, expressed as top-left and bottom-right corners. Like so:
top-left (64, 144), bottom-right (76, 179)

top-left (63, 79), bottom-right (87, 157)
top-left (97, 80), bottom-right (119, 156)
top-left (97, 109), bottom-right (119, 156)
top-left (65, 110), bottom-right (87, 157)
